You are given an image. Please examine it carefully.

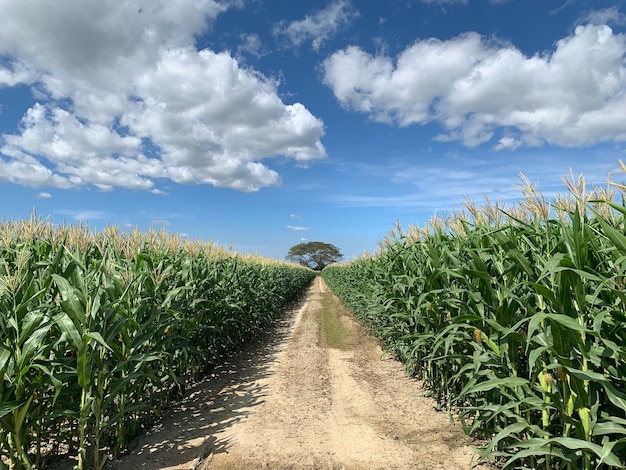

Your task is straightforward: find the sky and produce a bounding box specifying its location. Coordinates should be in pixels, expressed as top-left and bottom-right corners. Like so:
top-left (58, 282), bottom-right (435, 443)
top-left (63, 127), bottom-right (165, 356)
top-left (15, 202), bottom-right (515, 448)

top-left (1, 0), bottom-right (625, 260)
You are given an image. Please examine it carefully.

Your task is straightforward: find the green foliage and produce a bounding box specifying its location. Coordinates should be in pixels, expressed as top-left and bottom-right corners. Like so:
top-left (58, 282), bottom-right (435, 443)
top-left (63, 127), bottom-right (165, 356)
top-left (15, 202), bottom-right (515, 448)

top-left (286, 241), bottom-right (343, 270)
top-left (322, 201), bottom-right (626, 470)
top-left (0, 224), bottom-right (314, 469)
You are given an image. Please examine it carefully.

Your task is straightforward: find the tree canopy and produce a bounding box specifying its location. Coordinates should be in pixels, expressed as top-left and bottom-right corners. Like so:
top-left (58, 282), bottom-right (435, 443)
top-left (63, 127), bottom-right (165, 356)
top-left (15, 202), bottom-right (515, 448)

top-left (285, 241), bottom-right (343, 270)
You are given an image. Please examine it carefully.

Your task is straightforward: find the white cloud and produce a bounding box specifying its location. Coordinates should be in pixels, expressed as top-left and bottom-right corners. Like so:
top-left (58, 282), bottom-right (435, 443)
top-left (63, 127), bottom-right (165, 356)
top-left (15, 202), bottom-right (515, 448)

top-left (0, 58), bottom-right (38, 88)
top-left (287, 225), bottom-right (310, 231)
top-left (329, 153), bottom-right (618, 212)
top-left (36, 192), bottom-right (52, 199)
top-left (237, 34), bottom-right (267, 59)
top-left (322, 23), bottom-right (626, 148)
top-left (150, 219), bottom-right (171, 227)
top-left (273, 0), bottom-right (359, 51)
top-left (581, 7), bottom-right (626, 26)
top-left (494, 136), bottom-right (522, 151)
top-left (0, 1), bottom-right (326, 193)
top-left (55, 209), bottom-right (113, 221)
top-left (289, 213), bottom-right (302, 219)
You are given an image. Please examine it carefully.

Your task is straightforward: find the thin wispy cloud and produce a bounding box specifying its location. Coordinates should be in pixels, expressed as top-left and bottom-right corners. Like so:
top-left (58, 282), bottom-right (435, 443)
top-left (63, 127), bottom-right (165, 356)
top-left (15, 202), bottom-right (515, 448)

top-left (420, 0), bottom-right (468, 4)
top-left (150, 219), bottom-right (171, 228)
top-left (421, 0), bottom-right (511, 4)
top-left (36, 192), bottom-right (52, 198)
top-left (55, 209), bottom-right (113, 221)
top-left (237, 33), bottom-right (267, 59)
top-left (273, 0), bottom-right (359, 51)
top-left (329, 153), bottom-right (620, 212)
top-left (287, 225), bottom-right (310, 231)
top-left (581, 7), bottom-right (626, 26)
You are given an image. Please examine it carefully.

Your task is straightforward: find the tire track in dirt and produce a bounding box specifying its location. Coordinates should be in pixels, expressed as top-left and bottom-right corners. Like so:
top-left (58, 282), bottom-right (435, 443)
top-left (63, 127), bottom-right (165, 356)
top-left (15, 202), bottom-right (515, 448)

top-left (102, 277), bottom-right (492, 470)
top-left (204, 277), bottom-right (491, 470)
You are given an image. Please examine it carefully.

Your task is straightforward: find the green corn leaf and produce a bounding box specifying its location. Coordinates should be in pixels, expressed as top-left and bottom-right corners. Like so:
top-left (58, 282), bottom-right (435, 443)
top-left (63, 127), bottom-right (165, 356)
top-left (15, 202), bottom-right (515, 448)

top-left (598, 440), bottom-right (622, 468)
top-left (527, 282), bottom-right (563, 312)
top-left (52, 273), bottom-right (86, 325)
top-left (20, 310), bottom-right (46, 342)
top-left (84, 332), bottom-right (113, 352)
top-left (594, 421), bottom-right (626, 436)
top-left (547, 437), bottom-right (623, 467)
top-left (502, 444), bottom-right (569, 469)
top-left (565, 367), bottom-right (626, 411)
top-left (55, 312), bottom-right (83, 349)
top-left (527, 312), bottom-right (589, 343)
top-left (0, 400), bottom-right (21, 419)
top-left (460, 377), bottom-right (529, 396)
top-left (480, 420), bottom-right (536, 461)
top-left (0, 347), bottom-right (10, 371)
top-left (18, 323), bottom-right (51, 372)
top-left (602, 382), bottom-right (626, 414)
top-left (552, 265), bottom-right (603, 283)
top-left (589, 205), bottom-right (626, 255)
top-left (30, 363), bottom-right (63, 404)
top-left (14, 393), bottom-right (34, 434)
top-left (567, 367), bottom-right (610, 383)
top-left (592, 199), bottom-right (626, 217)
top-left (507, 248), bottom-right (536, 277)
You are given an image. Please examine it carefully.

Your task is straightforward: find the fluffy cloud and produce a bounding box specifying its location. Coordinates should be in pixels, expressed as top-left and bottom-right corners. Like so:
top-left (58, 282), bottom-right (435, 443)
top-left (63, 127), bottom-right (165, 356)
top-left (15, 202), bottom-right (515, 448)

top-left (322, 23), bottom-right (626, 148)
top-left (273, 0), bottom-right (358, 51)
top-left (0, 1), bottom-right (326, 192)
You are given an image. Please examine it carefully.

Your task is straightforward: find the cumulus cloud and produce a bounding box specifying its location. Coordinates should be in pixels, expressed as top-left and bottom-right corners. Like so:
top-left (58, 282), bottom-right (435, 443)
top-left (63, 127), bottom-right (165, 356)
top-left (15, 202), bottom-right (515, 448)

top-left (274, 0), bottom-right (359, 51)
top-left (322, 23), bottom-right (626, 148)
top-left (0, 1), bottom-right (326, 193)
top-left (287, 225), bottom-right (310, 231)
top-left (36, 192), bottom-right (52, 198)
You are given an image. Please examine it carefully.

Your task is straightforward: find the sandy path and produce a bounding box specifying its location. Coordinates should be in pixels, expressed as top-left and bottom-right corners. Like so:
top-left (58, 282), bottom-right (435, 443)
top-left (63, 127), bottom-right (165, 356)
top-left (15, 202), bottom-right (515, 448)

top-left (102, 277), bottom-right (491, 470)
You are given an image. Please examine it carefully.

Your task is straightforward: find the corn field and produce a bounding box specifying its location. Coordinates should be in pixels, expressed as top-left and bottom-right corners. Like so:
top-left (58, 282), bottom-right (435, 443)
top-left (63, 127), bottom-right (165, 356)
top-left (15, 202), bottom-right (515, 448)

top-left (0, 217), bottom-right (315, 469)
top-left (322, 169), bottom-right (626, 469)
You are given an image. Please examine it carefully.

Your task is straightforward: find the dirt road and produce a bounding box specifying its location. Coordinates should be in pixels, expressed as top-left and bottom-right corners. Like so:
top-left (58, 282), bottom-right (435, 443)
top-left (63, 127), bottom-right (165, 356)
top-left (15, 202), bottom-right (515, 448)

top-left (106, 277), bottom-right (490, 470)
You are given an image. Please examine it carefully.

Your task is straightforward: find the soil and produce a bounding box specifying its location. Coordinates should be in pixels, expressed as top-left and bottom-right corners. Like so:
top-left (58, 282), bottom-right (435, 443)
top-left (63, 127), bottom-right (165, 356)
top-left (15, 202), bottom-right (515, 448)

top-left (73, 277), bottom-right (493, 469)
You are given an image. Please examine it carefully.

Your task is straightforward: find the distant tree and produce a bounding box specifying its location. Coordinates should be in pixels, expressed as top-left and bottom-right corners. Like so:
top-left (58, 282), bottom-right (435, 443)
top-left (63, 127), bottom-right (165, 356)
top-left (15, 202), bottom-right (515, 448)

top-left (286, 241), bottom-right (343, 270)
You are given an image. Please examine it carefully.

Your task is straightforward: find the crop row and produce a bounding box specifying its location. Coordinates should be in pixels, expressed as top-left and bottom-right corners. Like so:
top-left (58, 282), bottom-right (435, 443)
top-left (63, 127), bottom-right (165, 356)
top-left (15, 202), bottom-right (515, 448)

top-left (322, 173), bottom-right (626, 469)
top-left (0, 219), bottom-right (315, 469)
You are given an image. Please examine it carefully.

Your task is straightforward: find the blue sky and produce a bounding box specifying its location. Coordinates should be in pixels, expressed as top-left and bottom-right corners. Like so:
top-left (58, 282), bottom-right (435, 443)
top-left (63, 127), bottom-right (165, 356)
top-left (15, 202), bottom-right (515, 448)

top-left (1, 0), bottom-right (625, 260)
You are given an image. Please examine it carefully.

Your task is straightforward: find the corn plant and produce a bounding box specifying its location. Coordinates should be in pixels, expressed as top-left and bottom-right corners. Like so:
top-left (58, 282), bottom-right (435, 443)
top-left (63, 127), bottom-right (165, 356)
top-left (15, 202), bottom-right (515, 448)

top-left (0, 219), bottom-right (314, 469)
top-left (323, 170), bottom-right (626, 469)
